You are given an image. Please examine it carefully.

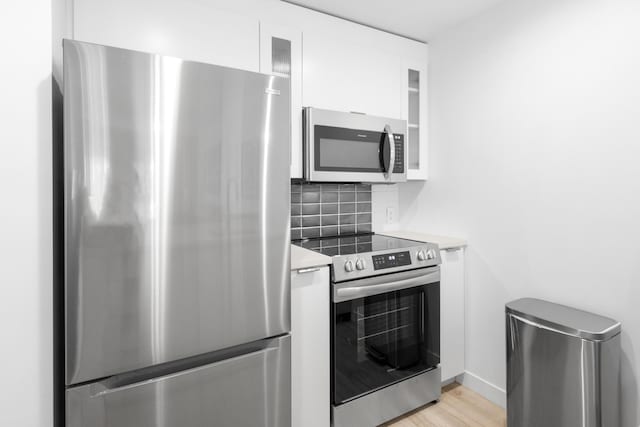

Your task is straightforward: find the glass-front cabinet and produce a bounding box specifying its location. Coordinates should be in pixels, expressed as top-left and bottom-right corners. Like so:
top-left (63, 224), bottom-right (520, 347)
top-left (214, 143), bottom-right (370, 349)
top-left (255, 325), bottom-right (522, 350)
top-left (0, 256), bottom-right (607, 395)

top-left (402, 57), bottom-right (428, 180)
top-left (259, 23), bottom-right (303, 178)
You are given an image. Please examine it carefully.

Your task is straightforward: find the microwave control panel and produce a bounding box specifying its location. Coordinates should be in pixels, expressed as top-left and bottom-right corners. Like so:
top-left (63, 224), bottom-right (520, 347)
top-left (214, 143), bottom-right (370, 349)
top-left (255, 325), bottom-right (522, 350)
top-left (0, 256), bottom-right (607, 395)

top-left (393, 135), bottom-right (404, 173)
top-left (372, 251), bottom-right (412, 270)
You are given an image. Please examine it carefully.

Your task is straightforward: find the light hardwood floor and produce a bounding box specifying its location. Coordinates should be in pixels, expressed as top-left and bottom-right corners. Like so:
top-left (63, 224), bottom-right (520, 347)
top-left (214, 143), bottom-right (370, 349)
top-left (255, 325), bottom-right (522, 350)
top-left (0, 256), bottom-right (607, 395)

top-left (383, 383), bottom-right (506, 427)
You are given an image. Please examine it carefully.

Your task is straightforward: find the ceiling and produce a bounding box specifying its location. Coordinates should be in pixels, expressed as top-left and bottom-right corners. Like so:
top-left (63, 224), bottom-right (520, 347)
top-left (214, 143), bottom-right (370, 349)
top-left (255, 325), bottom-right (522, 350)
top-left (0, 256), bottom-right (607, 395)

top-left (282, 0), bottom-right (506, 42)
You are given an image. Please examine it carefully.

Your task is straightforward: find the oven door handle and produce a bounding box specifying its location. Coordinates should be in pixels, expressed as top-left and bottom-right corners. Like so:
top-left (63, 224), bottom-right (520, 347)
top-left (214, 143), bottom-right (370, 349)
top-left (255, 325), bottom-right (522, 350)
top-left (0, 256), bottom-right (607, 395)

top-left (334, 268), bottom-right (439, 302)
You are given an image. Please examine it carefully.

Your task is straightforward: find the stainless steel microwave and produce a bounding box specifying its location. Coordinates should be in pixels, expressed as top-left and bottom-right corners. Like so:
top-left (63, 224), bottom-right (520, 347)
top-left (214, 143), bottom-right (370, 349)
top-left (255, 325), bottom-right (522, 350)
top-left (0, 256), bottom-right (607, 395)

top-left (303, 107), bottom-right (407, 183)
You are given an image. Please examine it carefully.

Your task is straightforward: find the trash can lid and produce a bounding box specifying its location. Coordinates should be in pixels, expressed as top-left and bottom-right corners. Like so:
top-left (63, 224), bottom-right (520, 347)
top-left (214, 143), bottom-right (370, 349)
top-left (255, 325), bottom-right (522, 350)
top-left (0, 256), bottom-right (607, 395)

top-left (506, 298), bottom-right (621, 341)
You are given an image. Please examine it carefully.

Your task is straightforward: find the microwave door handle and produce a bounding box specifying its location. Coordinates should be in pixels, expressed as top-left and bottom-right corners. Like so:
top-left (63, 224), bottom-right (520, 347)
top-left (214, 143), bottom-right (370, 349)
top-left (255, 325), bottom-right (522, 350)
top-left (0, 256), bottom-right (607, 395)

top-left (384, 124), bottom-right (395, 177)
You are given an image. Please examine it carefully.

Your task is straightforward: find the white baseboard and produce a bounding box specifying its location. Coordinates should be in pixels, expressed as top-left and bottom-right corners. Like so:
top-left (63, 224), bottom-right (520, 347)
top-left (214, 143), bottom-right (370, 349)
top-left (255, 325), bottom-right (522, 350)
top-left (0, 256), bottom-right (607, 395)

top-left (457, 371), bottom-right (506, 408)
top-left (441, 376), bottom-right (457, 387)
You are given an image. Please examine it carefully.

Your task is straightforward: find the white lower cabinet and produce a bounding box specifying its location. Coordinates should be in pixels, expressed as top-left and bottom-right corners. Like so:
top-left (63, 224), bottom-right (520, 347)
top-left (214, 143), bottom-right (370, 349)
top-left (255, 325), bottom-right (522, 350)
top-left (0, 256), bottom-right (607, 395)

top-left (440, 248), bottom-right (465, 381)
top-left (291, 266), bottom-right (330, 427)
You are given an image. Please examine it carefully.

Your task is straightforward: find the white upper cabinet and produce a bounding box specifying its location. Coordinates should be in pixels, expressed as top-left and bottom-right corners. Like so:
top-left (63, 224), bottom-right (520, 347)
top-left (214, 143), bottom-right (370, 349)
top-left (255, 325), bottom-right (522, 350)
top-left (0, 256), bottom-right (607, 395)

top-left (401, 52), bottom-right (429, 180)
top-left (259, 23), bottom-right (303, 179)
top-left (73, 0), bottom-right (428, 179)
top-left (302, 31), bottom-right (403, 119)
top-left (74, 0), bottom-right (260, 71)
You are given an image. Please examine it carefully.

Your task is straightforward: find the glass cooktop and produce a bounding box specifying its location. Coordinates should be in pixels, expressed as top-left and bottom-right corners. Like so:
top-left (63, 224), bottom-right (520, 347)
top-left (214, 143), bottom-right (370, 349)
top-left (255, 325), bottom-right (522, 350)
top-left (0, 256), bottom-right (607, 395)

top-left (292, 233), bottom-right (422, 257)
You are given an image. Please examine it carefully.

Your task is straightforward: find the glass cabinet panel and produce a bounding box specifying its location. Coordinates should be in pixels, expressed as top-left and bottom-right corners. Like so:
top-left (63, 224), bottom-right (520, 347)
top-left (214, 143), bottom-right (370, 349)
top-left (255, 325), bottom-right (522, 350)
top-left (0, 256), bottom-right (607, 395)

top-left (272, 37), bottom-right (291, 76)
top-left (408, 69), bottom-right (421, 173)
top-left (403, 63), bottom-right (427, 180)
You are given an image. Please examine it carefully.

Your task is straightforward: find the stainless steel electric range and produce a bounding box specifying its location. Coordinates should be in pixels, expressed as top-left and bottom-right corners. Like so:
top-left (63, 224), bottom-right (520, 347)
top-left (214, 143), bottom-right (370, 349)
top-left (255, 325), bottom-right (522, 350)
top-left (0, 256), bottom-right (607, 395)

top-left (293, 233), bottom-right (442, 427)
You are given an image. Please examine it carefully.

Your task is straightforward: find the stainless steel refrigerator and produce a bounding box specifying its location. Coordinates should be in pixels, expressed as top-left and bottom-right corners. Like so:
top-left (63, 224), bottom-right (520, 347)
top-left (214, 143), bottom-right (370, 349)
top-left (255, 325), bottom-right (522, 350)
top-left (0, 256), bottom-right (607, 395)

top-left (62, 40), bottom-right (291, 426)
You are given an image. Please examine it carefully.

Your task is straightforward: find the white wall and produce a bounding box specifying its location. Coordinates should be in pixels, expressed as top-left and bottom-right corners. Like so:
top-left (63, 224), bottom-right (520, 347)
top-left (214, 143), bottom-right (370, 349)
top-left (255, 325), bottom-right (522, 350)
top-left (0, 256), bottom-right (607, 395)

top-left (399, 0), bottom-right (640, 423)
top-left (0, 1), bottom-right (53, 426)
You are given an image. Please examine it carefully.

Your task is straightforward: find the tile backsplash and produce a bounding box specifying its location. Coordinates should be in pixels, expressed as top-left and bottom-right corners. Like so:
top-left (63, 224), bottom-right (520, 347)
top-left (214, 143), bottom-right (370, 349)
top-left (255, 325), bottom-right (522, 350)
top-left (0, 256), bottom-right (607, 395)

top-left (291, 183), bottom-right (372, 240)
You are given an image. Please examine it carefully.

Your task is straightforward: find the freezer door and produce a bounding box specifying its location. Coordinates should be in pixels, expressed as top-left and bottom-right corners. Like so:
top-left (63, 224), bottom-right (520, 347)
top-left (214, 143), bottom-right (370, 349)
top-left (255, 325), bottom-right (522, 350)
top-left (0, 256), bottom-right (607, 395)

top-left (67, 335), bottom-right (291, 427)
top-left (64, 40), bottom-right (291, 385)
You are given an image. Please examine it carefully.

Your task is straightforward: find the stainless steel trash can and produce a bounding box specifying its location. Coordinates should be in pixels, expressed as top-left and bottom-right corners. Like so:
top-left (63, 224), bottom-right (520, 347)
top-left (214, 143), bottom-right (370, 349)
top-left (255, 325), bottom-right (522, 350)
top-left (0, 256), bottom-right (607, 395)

top-left (506, 298), bottom-right (621, 427)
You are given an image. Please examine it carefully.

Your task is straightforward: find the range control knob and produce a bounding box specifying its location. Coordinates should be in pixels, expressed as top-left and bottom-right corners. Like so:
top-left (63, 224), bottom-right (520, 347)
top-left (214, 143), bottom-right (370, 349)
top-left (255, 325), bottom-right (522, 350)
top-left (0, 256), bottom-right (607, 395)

top-left (356, 258), bottom-right (366, 270)
top-left (417, 250), bottom-right (427, 261)
top-left (426, 249), bottom-right (436, 260)
top-left (344, 260), bottom-right (355, 272)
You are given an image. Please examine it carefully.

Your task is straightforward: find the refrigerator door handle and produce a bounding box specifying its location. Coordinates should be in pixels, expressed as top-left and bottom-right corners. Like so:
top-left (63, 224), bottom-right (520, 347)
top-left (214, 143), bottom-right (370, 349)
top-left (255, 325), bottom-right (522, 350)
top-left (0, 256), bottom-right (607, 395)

top-left (86, 336), bottom-right (284, 397)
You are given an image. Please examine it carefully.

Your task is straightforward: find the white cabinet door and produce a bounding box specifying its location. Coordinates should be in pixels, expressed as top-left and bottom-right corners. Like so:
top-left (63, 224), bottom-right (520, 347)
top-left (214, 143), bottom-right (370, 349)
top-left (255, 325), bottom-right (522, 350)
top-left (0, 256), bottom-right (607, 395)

top-left (401, 52), bottom-right (429, 180)
top-left (291, 266), bottom-right (330, 427)
top-left (302, 32), bottom-right (402, 119)
top-left (74, 0), bottom-right (259, 71)
top-left (259, 23), bottom-right (303, 179)
top-left (440, 248), bottom-right (465, 381)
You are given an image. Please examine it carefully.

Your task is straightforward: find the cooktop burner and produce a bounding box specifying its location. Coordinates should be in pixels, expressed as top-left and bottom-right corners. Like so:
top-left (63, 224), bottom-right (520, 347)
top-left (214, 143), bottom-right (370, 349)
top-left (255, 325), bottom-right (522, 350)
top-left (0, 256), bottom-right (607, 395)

top-left (293, 233), bottom-right (423, 256)
top-left (293, 233), bottom-right (441, 282)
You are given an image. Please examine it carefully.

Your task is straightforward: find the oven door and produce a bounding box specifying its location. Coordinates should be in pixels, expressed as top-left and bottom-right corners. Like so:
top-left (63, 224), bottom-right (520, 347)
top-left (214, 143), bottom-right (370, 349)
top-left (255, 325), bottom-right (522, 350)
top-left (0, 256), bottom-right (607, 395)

top-left (304, 107), bottom-right (406, 183)
top-left (332, 268), bottom-right (440, 405)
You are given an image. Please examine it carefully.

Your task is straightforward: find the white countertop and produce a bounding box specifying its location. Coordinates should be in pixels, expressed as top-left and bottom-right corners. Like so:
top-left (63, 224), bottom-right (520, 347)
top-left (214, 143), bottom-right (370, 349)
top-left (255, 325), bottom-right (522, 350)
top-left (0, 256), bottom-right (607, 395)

top-left (291, 244), bottom-right (332, 271)
top-left (380, 230), bottom-right (467, 250)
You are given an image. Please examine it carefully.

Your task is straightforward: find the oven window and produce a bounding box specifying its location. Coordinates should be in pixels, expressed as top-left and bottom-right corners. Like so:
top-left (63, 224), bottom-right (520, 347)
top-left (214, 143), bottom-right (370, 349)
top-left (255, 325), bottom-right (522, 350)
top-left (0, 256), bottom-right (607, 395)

top-left (332, 283), bottom-right (440, 405)
top-left (314, 125), bottom-right (384, 172)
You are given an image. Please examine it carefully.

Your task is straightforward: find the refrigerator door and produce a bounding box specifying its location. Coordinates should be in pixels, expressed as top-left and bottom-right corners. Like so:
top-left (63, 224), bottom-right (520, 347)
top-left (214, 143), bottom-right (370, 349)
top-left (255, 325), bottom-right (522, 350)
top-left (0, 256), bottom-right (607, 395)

top-left (64, 40), bottom-right (291, 385)
top-left (67, 335), bottom-right (291, 427)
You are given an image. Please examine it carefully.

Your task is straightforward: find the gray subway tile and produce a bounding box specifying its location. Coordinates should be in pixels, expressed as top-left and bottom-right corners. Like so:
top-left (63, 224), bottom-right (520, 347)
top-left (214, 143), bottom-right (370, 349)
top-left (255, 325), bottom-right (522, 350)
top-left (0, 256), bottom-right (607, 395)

top-left (321, 192), bottom-right (338, 202)
top-left (301, 184), bottom-right (320, 192)
top-left (339, 214), bottom-right (356, 225)
top-left (291, 182), bottom-right (373, 238)
top-left (339, 225), bottom-right (356, 235)
top-left (340, 203), bottom-right (356, 214)
top-left (339, 192), bottom-right (355, 202)
top-left (321, 184), bottom-right (339, 191)
top-left (301, 227), bottom-right (321, 238)
top-left (357, 223), bottom-right (372, 234)
top-left (321, 226), bottom-right (338, 237)
top-left (322, 203), bottom-right (338, 214)
top-left (302, 191), bottom-right (320, 203)
top-left (302, 216), bottom-right (321, 227)
top-left (356, 213), bottom-right (372, 224)
top-left (356, 192), bottom-right (371, 202)
top-left (302, 204), bottom-right (320, 215)
top-left (321, 215), bottom-right (339, 226)
top-left (356, 202), bottom-right (371, 213)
